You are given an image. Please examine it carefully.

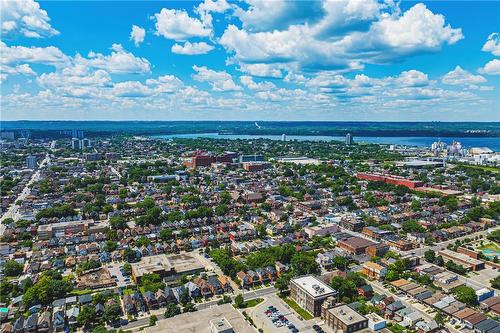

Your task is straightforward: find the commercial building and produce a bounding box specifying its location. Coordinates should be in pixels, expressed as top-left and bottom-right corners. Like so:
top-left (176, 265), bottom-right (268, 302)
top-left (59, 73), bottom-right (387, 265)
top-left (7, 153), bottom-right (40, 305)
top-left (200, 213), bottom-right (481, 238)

top-left (362, 261), bottom-right (387, 280)
top-left (366, 313), bottom-right (386, 331)
top-left (321, 298), bottom-right (368, 333)
top-left (242, 162), bottom-right (270, 172)
top-left (438, 249), bottom-right (485, 271)
top-left (290, 275), bottom-right (337, 317)
top-left (131, 253), bottom-right (205, 283)
top-left (84, 153), bottom-right (101, 161)
top-left (338, 236), bottom-right (376, 255)
top-left (239, 154), bottom-right (264, 163)
top-left (26, 155), bottom-right (37, 169)
top-left (144, 303), bottom-right (253, 333)
top-left (275, 157), bottom-right (322, 165)
top-left (356, 172), bottom-right (424, 189)
top-left (37, 220), bottom-right (106, 240)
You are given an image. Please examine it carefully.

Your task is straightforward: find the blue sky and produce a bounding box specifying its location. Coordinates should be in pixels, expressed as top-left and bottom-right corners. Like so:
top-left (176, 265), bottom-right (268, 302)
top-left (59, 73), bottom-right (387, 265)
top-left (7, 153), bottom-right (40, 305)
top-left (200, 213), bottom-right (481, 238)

top-left (1, 0), bottom-right (499, 121)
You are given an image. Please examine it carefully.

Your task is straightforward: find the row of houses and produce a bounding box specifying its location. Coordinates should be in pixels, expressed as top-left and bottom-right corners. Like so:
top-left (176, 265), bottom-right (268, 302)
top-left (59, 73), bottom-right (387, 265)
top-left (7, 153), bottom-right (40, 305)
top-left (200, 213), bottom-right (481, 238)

top-left (390, 279), bottom-right (500, 333)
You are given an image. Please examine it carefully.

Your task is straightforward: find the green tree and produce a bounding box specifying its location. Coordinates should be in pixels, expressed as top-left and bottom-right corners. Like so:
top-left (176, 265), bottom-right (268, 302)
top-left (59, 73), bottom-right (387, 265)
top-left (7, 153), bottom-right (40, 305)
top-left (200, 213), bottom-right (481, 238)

top-left (452, 286), bottom-right (478, 307)
top-left (424, 250), bottom-right (435, 263)
top-left (103, 240), bottom-right (118, 252)
top-left (4, 260), bottom-right (23, 276)
top-left (149, 314), bottom-right (158, 326)
top-left (109, 216), bottom-right (127, 230)
top-left (159, 228), bottom-right (173, 241)
top-left (183, 302), bottom-right (196, 313)
top-left (164, 303), bottom-right (181, 318)
top-left (78, 305), bottom-right (97, 328)
top-left (122, 263), bottom-right (132, 275)
top-left (103, 303), bottom-right (121, 323)
top-left (23, 270), bottom-right (73, 307)
top-left (234, 294), bottom-right (244, 308)
top-left (434, 310), bottom-right (445, 327)
top-left (491, 276), bottom-right (500, 289)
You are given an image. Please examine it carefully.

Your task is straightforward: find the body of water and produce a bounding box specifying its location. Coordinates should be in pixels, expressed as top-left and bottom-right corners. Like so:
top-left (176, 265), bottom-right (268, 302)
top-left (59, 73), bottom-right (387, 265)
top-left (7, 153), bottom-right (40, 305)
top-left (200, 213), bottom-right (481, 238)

top-left (151, 133), bottom-right (500, 151)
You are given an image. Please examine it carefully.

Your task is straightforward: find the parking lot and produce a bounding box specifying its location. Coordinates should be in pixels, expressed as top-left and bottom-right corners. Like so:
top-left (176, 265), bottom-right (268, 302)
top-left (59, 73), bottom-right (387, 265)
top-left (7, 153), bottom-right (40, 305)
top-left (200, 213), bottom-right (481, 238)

top-left (249, 294), bottom-right (317, 333)
top-left (107, 263), bottom-right (132, 288)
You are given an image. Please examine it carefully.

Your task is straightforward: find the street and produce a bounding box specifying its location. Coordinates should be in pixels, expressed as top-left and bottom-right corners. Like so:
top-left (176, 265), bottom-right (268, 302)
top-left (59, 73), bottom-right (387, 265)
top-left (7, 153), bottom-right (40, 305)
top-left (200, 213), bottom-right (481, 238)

top-left (0, 154), bottom-right (50, 233)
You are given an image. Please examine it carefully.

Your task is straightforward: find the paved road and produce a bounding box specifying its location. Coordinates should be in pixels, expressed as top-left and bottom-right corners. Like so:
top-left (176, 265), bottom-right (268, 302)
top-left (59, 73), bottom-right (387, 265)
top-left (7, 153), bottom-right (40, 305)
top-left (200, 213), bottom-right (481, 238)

top-left (110, 165), bottom-right (122, 179)
top-left (0, 154), bottom-right (49, 233)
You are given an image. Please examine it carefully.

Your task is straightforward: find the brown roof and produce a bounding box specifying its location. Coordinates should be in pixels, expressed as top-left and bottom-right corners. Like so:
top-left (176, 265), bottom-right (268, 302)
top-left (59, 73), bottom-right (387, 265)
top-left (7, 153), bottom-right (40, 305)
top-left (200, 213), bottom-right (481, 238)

top-left (390, 279), bottom-right (410, 288)
top-left (339, 236), bottom-right (375, 249)
top-left (482, 296), bottom-right (500, 309)
top-left (464, 313), bottom-right (487, 325)
top-left (400, 282), bottom-right (420, 292)
top-left (491, 303), bottom-right (500, 315)
top-left (453, 308), bottom-right (477, 320)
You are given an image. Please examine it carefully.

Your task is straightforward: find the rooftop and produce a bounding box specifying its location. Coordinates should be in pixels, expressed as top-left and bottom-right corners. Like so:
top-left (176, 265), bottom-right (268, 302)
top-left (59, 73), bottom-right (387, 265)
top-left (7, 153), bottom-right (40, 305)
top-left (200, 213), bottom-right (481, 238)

top-left (328, 304), bottom-right (367, 325)
top-left (291, 275), bottom-right (336, 298)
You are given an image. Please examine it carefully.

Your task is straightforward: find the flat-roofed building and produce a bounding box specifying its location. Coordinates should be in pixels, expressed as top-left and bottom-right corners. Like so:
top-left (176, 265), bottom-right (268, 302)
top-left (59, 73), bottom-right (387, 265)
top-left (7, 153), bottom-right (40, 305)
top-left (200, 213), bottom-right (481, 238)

top-left (338, 236), bottom-right (376, 255)
top-left (321, 298), bottom-right (368, 333)
top-left (131, 253), bottom-right (205, 283)
top-left (290, 275), bottom-right (337, 317)
top-left (438, 249), bottom-right (485, 271)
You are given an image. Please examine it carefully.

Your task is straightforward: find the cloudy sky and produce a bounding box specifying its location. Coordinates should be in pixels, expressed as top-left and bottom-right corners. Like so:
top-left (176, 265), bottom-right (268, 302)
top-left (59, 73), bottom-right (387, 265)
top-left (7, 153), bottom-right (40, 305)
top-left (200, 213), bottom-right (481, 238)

top-left (1, 0), bottom-right (499, 121)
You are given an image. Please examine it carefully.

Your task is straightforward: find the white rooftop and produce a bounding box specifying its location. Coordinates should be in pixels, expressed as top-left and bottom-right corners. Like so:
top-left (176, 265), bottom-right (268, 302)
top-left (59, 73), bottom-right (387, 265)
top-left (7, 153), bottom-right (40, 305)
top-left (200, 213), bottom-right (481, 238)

top-left (292, 275), bottom-right (336, 298)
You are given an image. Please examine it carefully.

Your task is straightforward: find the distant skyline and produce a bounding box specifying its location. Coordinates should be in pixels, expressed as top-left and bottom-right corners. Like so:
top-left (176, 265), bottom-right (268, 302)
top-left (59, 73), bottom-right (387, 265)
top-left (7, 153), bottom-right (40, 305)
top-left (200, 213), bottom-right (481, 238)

top-left (1, 0), bottom-right (499, 121)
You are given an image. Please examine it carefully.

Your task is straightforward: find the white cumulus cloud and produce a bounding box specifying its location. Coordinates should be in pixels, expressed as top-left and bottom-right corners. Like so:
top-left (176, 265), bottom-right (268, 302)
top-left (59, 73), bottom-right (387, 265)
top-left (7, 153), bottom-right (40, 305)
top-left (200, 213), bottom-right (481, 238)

top-left (482, 33), bottom-right (500, 56)
top-left (75, 44), bottom-right (151, 74)
top-left (442, 66), bottom-right (486, 85)
top-left (479, 59), bottom-right (500, 75)
top-left (1, 0), bottom-right (59, 38)
top-left (192, 65), bottom-right (242, 91)
top-left (171, 41), bottom-right (214, 55)
top-left (153, 8), bottom-right (211, 41)
top-left (130, 25), bottom-right (146, 47)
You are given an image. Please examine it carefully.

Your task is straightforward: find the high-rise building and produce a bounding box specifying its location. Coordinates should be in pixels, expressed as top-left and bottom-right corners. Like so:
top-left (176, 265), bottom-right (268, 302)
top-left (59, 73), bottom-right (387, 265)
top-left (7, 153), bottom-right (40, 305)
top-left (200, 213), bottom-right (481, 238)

top-left (282, 134), bottom-right (287, 141)
top-left (81, 138), bottom-right (91, 148)
top-left (26, 155), bottom-right (37, 169)
top-left (71, 138), bottom-right (82, 150)
top-left (345, 133), bottom-right (353, 145)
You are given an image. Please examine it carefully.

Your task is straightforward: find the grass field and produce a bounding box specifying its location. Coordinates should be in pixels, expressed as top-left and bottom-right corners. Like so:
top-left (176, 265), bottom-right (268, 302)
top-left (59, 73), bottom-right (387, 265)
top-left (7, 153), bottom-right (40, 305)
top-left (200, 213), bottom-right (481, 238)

top-left (238, 298), bottom-right (264, 309)
top-left (283, 297), bottom-right (314, 320)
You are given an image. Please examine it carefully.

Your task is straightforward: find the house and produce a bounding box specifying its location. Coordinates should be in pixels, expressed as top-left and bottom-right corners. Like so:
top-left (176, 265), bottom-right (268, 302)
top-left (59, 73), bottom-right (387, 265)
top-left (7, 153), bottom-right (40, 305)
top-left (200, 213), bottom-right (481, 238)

top-left (143, 291), bottom-right (157, 309)
top-left (362, 262), bottom-right (387, 280)
top-left (385, 300), bottom-right (405, 319)
top-left (207, 276), bottom-right (224, 295)
top-left (357, 285), bottom-right (373, 298)
top-left (95, 303), bottom-right (105, 315)
top-left (52, 310), bottom-right (65, 332)
top-left (473, 319), bottom-right (499, 333)
top-left (218, 275), bottom-right (232, 292)
top-left (184, 282), bottom-right (201, 299)
top-left (415, 320), bottom-right (439, 333)
top-left (255, 268), bottom-right (270, 284)
top-left (78, 294), bottom-right (92, 305)
top-left (24, 313), bottom-right (38, 333)
top-left (236, 271), bottom-right (253, 288)
top-left (316, 252), bottom-right (335, 269)
top-left (13, 316), bottom-right (24, 333)
top-left (164, 287), bottom-right (177, 304)
top-left (155, 290), bottom-right (167, 307)
top-left (37, 311), bottom-right (51, 333)
top-left (403, 311), bottom-right (423, 327)
top-left (122, 295), bottom-right (136, 315)
top-left (193, 278), bottom-right (213, 298)
top-left (66, 307), bottom-right (79, 326)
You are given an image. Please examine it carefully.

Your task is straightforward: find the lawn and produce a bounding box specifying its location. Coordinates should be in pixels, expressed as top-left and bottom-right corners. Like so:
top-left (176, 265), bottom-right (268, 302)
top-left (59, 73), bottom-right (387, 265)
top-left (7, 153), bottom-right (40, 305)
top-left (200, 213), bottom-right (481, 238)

top-left (238, 298), bottom-right (264, 309)
top-left (283, 298), bottom-right (314, 320)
